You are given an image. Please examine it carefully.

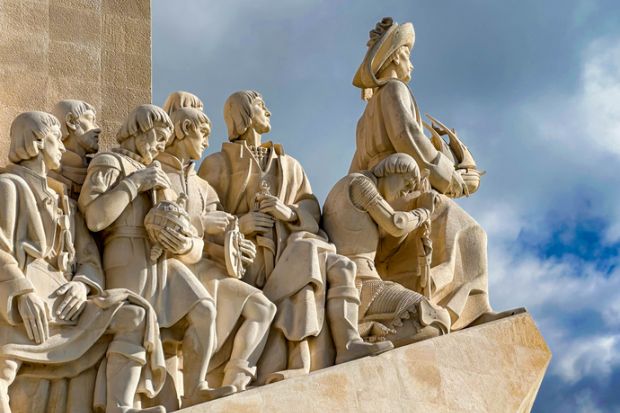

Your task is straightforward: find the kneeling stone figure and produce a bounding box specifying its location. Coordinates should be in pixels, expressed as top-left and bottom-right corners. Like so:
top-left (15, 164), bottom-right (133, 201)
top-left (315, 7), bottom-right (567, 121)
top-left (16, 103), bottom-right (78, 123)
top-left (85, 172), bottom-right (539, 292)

top-left (323, 153), bottom-right (451, 345)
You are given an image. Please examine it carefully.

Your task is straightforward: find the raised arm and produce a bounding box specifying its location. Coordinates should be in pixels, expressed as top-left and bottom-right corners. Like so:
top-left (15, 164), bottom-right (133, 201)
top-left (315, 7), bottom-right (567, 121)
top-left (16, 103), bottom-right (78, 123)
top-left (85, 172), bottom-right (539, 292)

top-left (350, 174), bottom-right (430, 237)
top-left (78, 155), bottom-right (133, 232)
top-left (78, 155), bottom-right (170, 232)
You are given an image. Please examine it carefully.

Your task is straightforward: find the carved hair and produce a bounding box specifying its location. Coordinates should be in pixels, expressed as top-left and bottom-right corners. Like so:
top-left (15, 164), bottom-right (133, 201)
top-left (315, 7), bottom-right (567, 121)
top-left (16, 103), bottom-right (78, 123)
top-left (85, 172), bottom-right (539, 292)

top-left (224, 90), bottom-right (262, 141)
top-left (169, 107), bottom-right (211, 145)
top-left (163, 91), bottom-right (204, 116)
top-left (9, 111), bottom-right (61, 164)
top-left (52, 99), bottom-right (96, 141)
top-left (372, 153), bottom-right (420, 178)
top-left (116, 104), bottom-right (173, 144)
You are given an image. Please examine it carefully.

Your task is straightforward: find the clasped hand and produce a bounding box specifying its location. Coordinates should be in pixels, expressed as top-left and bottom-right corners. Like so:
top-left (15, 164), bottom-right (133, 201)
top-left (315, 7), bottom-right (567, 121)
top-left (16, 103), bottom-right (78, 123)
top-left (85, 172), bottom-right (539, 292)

top-left (158, 227), bottom-right (193, 255)
top-left (18, 281), bottom-right (88, 344)
top-left (256, 193), bottom-right (295, 222)
top-left (203, 211), bottom-right (236, 235)
top-left (415, 191), bottom-right (438, 215)
top-left (128, 162), bottom-right (171, 192)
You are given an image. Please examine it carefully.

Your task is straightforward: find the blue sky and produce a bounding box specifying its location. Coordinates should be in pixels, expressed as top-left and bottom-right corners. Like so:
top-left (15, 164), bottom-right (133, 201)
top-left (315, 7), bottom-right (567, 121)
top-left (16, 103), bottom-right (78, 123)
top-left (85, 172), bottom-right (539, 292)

top-left (152, 1), bottom-right (620, 411)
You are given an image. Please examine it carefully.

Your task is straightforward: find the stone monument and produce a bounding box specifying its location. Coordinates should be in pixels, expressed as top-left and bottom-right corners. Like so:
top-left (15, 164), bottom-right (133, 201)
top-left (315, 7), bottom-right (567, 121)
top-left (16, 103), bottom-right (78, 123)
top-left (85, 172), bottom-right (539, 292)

top-left (0, 4), bottom-right (551, 412)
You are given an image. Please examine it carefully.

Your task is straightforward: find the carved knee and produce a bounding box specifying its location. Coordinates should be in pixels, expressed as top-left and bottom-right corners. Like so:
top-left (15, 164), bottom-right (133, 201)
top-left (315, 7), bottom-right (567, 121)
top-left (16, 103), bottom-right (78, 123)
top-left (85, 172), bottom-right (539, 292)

top-left (326, 254), bottom-right (357, 289)
top-left (0, 359), bottom-right (19, 385)
top-left (188, 299), bottom-right (216, 325)
top-left (111, 304), bottom-right (146, 332)
top-left (245, 294), bottom-right (277, 323)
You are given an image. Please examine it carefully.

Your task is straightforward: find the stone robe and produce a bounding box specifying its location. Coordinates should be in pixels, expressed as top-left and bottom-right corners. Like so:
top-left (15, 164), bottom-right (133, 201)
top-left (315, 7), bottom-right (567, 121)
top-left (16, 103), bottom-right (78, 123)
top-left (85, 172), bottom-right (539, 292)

top-left (350, 79), bottom-right (492, 330)
top-left (157, 151), bottom-right (263, 355)
top-left (78, 149), bottom-right (211, 329)
top-left (199, 141), bottom-right (337, 371)
top-left (0, 164), bottom-right (165, 410)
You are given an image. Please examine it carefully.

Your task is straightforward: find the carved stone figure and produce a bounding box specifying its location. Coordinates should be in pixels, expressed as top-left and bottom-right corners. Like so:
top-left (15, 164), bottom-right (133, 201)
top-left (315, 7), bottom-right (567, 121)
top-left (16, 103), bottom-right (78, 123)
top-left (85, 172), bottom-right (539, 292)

top-left (157, 106), bottom-right (276, 392)
top-left (351, 17), bottom-right (520, 329)
top-left (162, 90), bottom-right (204, 116)
top-left (0, 111), bottom-right (166, 413)
top-left (49, 99), bottom-right (101, 200)
top-left (323, 153), bottom-right (451, 346)
top-left (199, 91), bottom-right (392, 384)
top-left (78, 104), bottom-right (234, 408)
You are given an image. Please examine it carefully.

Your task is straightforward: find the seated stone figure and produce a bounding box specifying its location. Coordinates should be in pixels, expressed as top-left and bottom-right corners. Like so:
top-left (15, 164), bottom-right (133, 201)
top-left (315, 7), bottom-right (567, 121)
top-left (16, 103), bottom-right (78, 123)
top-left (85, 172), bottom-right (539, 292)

top-left (323, 153), bottom-right (450, 346)
top-left (351, 17), bottom-right (522, 329)
top-left (49, 99), bottom-right (101, 200)
top-left (163, 90), bottom-right (204, 116)
top-left (199, 90), bottom-right (392, 384)
top-left (78, 104), bottom-right (232, 408)
top-left (0, 112), bottom-right (166, 413)
top-left (157, 106), bottom-right (276, 392)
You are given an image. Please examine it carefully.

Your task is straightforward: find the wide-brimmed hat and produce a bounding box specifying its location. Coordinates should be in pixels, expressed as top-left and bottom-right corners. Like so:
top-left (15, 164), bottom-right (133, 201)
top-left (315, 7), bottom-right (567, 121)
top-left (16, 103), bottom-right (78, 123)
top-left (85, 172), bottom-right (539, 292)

top-left (353, 17), bottom-right (415, 90)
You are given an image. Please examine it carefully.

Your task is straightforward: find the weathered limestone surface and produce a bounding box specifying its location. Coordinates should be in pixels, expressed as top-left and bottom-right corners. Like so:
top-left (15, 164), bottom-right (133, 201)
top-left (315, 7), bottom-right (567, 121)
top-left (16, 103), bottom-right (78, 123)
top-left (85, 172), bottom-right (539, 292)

top-left (179, 313), bottom-right (550, 413)
top-left (0, 0), bottom-right (151, 163)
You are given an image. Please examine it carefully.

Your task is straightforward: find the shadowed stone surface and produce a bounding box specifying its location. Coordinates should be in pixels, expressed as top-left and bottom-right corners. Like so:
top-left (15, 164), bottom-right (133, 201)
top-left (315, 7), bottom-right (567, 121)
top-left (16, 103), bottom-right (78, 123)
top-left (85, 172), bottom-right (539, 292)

top-left (178, 313), bottom-right (550, 413)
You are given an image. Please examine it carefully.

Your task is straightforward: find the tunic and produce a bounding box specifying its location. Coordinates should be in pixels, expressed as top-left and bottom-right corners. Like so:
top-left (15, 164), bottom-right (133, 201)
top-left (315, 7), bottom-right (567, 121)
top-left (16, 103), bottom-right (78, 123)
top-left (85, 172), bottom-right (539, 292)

top-left (79, 149), bottom-right (212, 328)
top-left (157, 151), bottom-right (262, 351)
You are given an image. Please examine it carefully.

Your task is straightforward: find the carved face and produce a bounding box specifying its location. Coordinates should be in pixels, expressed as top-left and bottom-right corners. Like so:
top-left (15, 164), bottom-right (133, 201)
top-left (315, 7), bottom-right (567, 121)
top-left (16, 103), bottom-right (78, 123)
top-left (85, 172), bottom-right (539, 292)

top-left (42, 126), bottom-right (65, 171)
top-left (379, 172), bottom-right (420, 210)
top-left (184, 121), bottom-right (211, 161)
top-left (250, 97), bottom-right (271, 134)
top-left (393, 46), bottom-right (414, 83)
top-left (71, 110), bottom-right (100, 153)
top-left (136, 126), bottom-right (169, 165)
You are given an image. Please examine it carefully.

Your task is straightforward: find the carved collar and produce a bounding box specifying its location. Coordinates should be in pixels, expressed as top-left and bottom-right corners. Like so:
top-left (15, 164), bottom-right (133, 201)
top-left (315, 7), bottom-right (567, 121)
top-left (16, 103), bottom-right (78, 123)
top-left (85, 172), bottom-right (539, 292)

top-left (156, 151), bottom-right (195, 176)
top-left (228, 139), bottom-right (285, 156)
top-left (112, 147), bottom-right (146, 166)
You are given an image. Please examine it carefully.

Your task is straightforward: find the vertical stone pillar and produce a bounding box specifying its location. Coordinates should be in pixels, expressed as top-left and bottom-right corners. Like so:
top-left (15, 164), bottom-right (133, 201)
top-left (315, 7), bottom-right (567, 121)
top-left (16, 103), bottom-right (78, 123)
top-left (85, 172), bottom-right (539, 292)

top-left (0, 0), bottom-right (151, 164)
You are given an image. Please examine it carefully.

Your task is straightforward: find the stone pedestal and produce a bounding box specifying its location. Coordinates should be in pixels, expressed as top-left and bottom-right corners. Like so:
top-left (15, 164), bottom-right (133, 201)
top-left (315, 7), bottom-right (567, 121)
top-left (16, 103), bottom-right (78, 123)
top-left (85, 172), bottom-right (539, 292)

top-left (0, 0), bottom-right (151, 163)
top-left (179, 313), bottom-right (550, 413)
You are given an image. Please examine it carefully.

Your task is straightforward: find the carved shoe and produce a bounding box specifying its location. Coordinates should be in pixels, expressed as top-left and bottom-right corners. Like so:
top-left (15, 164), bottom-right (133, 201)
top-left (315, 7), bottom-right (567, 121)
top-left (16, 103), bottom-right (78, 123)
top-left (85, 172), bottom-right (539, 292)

top-left (222, 359), bottom-right (257, 392)
top-left (335, 339), bottom-right (394, 365)
top-left (119, 407), bottom-right (166, 413)
top-left (181, 382), bottom-right (237, 408)
top-left (469, 307), bottom-right (527, 327)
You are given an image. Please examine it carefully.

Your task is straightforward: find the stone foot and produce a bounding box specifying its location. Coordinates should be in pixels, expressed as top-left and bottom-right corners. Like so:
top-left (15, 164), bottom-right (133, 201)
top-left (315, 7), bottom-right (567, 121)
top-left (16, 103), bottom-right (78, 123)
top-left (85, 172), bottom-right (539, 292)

top-left (118, 406), bottom-right (166, 413)
top-left (469, 307), bottom-right (527, 327)
top-left (181, 383), bottom-right (236, 408)
top-left (336, 340), bottom-right (394, 365)
top-left (264, 368), bottom-right (309, 384)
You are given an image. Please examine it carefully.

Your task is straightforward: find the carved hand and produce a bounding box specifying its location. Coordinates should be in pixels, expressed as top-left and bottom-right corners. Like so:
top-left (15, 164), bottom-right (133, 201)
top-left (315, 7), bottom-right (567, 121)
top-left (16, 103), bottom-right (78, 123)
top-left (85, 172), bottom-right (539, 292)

top-left (158, 227), bottom-right (194, 255)
top-left (257, 194), bottom-right (296, 222)
top-left (239, 238), bottom-right (257, 265)
top-left (238, 212), bottom-right (274, 235)
top-left (204, 211), bottom-right (236, 235)
top-left (54, 281), bottom-right (88, 321)
top-left (458, 169), bottom-right (481, 195)
top-left (18, 292), bottom-right (50, 344)
top-left (415, 192), bottom-right (438, 215)
top-left (448, 169), bottom-right (466, 198)
top-left (127, 164), bottom-right (171, 193)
